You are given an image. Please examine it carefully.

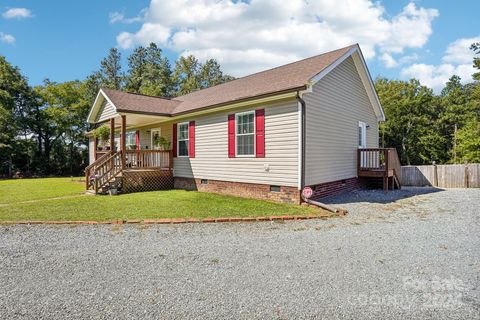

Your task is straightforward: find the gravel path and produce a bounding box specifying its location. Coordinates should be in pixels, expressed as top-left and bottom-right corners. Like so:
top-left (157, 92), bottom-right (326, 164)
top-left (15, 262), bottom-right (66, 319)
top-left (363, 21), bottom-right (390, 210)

top-left (0, 187), bottom-right (479, 319)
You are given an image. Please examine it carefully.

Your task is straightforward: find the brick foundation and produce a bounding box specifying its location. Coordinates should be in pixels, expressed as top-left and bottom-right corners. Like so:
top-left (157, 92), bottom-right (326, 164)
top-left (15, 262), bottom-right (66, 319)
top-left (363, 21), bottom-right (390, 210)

top-left (174, 177), bottom-right (301, 204)
top-left (309, 177), bottom-right (363, 199)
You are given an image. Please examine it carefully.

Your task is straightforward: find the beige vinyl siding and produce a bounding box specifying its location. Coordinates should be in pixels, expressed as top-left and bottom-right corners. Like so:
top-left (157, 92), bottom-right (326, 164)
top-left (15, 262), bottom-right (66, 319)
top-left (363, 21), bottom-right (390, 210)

top-left (96, 100), bottom-right (117, 122)
top-left (136, 125), bottom-right (172, 150)
top-left (173, 99), bottom-right (299, 187)
top-left (303, 56), bottom-right (379, 186)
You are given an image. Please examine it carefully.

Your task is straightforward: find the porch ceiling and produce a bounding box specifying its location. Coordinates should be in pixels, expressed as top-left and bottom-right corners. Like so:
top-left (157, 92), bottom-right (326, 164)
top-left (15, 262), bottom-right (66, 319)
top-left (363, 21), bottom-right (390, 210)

top-left (115, 113), bottom-right (169, 128)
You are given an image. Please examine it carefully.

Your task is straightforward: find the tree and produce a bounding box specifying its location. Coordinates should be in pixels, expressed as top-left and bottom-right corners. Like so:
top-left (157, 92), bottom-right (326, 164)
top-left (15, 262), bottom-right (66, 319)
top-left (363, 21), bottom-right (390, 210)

top-left (471, 42), bottom-right (480, 81)
top-left (437, 75), bottom-right (472, 162)
top-left (125, 43), bottom-right (173, 97)
top-left (455, 117), bottom-right (480, 162)
top-left (173, 55), bottom-right (202, 96)
top-left (172, 55), bottom-right (235, 96)
top-left (469, 43), bottom-right (480, 116)
top-left (375, 78), bottom-right (441, 165)
top-left (31, 80), bottom-right (90, 174)
top-left (0, 56), bottom-right (34, 176)
top-left (97, 48), bottom-right (123, 90)
top-left (125, 46), bottom-right (147, 94)
top-left (199, 59), bottom-right (229, 88)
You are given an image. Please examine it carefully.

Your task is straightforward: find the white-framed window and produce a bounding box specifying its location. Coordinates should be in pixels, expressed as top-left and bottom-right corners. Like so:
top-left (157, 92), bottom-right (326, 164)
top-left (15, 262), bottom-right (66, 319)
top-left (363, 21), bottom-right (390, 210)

top-left (177, 122), bottom-right (189, 157)
top-left (236, 111), bottom-right (255, 156)
top-left (358, 121), bottom-right (367, 148)
top-left (126, 131), bottom-right (136, 149)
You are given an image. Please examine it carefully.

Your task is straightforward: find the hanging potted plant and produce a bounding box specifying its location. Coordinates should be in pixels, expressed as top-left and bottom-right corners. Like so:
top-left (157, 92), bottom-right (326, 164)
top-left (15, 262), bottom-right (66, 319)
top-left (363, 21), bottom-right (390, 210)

top-left (93, 126), bottom-right (110, 150)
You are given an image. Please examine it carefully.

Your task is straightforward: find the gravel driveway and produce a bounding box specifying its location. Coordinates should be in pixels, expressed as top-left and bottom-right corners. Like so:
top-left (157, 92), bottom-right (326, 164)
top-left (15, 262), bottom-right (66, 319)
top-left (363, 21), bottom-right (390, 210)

top-left (1, 187), bottom-right (479, 319)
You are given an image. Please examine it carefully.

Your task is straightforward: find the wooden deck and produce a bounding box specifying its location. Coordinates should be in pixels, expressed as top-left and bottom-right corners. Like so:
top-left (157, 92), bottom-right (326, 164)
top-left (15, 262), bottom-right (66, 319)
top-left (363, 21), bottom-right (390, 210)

top-left (357, 148), bottom-right (402, 190)
top-left (85, 150), bottom-right (173, 194)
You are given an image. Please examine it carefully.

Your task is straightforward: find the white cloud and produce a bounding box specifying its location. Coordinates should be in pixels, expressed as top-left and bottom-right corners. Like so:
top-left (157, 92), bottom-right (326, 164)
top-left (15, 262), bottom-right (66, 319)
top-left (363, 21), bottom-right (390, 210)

top-left (401, 36), bottom-right (479, 92)
top-left (443, 36), bottom-right (480, 64)
top-left (380, 53), bottom-right (398, 68)
top-left (2, 8), bottom-right (33, 19)
top-left (109, 9), bottom-right (146, 24)
top-left (382, 3), bottom-right (438, 54)
top-left (0, 32), bottom-right (15, 44)
top-left (109, 12), bottom-right (125, 24)
top-left (115, 0), bottom-right (438, 76)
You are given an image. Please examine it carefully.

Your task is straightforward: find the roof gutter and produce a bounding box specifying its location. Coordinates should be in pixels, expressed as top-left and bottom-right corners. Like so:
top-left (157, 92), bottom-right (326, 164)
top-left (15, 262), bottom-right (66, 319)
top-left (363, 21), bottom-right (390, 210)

top-left (296, 92), bottom-right (306, 200)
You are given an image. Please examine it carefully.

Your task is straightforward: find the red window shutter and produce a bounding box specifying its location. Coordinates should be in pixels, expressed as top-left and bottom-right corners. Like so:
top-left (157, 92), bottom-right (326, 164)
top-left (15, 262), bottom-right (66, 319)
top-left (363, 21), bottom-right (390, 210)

top-left (255, 109), bottom-right (265, 158)
top-left (228, 114), bottom-right (235, 158)
top-left (189, 121), bottom-right (195, 158)
top-left (172, 123), bottom-right (177, 157)
top-left (135, 130), bottom-right (140, 150)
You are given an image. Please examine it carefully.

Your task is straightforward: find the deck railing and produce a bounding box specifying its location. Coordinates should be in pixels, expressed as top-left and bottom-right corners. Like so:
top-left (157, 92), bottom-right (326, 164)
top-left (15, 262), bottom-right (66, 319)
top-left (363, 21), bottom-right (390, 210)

top-left (357, 148), bottom-right (386, 171)
top-left (387, 148), bottom-right (402, 183)
top-left (357, 147), bottom-right (402, 189)
top-left (92, 151), bottom-right (123, 193)
top-left (85, 150), bottom-right (122, 192)
top-left (125, 150), bottom-right (172, 170)
top-left (85, 150), bottom-right (113, 189)
top-left (86, 150), bottom-right (172, 193)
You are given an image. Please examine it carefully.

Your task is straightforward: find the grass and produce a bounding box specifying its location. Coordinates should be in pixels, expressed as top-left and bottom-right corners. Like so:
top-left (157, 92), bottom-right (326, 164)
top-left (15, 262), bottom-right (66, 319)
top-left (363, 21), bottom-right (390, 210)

top-left (0, 177), bottom-right (323, 222)
top-left (0, 177), bottom-right (85, 204)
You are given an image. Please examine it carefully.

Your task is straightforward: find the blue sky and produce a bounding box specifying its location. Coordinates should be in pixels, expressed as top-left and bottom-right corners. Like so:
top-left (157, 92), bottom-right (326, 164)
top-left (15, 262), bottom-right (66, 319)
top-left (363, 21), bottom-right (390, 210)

top-left (1, 0), bottom-right (479, 92)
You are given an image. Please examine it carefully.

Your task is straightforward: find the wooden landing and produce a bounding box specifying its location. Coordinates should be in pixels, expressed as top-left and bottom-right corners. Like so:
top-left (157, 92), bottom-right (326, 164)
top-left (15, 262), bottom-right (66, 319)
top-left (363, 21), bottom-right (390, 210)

top-left (358, 169), bottom-right (394, 178)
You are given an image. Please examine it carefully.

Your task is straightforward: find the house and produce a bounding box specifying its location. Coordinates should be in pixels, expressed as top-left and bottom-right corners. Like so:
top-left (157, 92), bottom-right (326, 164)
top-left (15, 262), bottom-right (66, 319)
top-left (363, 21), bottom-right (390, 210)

top-left (86, 44), bottom-right (401, 204)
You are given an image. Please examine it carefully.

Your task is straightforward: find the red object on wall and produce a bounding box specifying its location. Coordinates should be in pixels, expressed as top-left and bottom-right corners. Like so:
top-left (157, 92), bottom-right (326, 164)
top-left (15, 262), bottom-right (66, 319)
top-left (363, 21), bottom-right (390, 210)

top-left (135, 130), bottom-right (140, 150)
top-left (189, 121), bottom-right (195, 158)
top-left (172, 123), bottom-right (177, 157)
top-left (228, 114), bottom-right (235, 158)
top-left (255, 109), bottom-right (265, 158)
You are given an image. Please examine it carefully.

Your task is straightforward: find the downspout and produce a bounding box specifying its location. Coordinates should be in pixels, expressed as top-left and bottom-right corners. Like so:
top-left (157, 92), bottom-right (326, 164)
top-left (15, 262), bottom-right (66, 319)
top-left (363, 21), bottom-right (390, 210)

top-left (296, 92), bottom-right (306, 198)
top-left (296, 91), bottom-right (347, 215)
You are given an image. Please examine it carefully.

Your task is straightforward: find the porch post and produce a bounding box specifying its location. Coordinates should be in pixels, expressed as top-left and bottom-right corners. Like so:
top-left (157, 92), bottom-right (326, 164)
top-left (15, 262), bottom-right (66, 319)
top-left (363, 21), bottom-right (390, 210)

top-left (121, 115), bottom-right (126, 169)
top-left (93, 137), bottom-right (97, 160)
top-left (110, 118), bottom-right (115, 151)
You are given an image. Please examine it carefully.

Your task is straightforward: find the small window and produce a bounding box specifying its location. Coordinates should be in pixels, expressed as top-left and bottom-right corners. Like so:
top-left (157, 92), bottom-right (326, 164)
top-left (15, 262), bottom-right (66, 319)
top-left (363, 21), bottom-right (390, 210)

top-left (177, 122), bottom-right (189, 157)
top-left (358, 122), bottom-right (366, 148)
top-left (236, 111), bottom-right (255, 156)
top-left (270, 185), bottom-right (281, 192)
top-left (201, 179), bottom-right (208, 184)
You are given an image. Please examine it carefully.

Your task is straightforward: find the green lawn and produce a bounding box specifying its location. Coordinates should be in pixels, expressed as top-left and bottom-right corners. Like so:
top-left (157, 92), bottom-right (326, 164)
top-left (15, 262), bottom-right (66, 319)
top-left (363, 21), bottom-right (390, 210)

top-left (0, 177), bottom-right (85, 204)
top-left (0, 177), bottom-right (323, 222)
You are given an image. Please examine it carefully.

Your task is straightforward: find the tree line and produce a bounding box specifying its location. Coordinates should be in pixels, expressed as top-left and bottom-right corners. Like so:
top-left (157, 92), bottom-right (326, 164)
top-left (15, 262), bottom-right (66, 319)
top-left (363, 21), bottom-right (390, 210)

top-left (376, 43), bottom-right (479, 165)
top-left (0, 43), bottom-right (479, 177)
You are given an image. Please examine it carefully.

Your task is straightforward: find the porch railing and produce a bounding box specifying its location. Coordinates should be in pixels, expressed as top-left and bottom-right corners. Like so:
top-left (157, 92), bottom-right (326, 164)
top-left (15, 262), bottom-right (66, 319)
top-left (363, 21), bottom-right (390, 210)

top-left (86, 150), bottom-right (172, 193)
top-left (357, 148), bottom-right (386, 171)
top-left (357, 147), bottom-right (402, 185)
top-left (125, 150), bottom-right (172, 170)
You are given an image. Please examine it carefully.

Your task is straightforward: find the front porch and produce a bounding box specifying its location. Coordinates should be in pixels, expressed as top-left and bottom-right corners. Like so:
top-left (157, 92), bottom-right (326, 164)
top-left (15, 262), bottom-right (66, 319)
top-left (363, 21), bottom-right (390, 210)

top-left (86, 115), bottom-right (174, 195)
